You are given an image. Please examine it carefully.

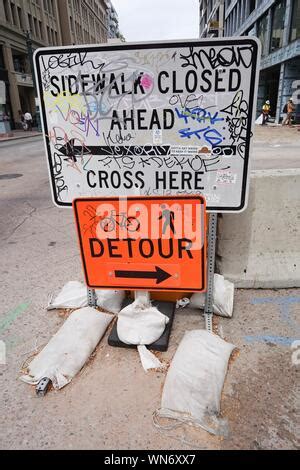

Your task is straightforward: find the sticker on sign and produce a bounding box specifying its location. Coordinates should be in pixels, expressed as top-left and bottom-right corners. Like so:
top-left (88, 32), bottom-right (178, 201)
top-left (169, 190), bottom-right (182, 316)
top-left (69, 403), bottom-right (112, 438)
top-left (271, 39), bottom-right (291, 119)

top-left (34, 38), bottom-right (260, 212)
top-left (73, 196), bottom-right (206, 292)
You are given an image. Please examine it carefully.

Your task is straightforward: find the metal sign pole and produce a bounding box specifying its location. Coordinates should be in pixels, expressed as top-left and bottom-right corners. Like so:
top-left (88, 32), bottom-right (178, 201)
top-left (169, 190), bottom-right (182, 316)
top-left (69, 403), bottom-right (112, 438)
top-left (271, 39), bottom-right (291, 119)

top-left (87, 287), bottom-right (97, 307)
top-left (204, 213), bottom-right (218, 333)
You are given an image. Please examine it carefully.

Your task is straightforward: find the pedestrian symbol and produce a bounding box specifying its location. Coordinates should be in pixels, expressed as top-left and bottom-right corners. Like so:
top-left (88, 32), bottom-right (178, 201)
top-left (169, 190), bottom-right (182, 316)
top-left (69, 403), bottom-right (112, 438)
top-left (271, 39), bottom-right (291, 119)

top-left (158, 204), bottom-right (176, 235)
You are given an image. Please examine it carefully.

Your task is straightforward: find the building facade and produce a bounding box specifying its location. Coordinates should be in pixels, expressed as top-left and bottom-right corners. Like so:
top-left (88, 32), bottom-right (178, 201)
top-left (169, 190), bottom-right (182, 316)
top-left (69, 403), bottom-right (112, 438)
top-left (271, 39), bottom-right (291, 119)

top-left (0, 0), bottom-right (108, 130)
top-left (0, 0), bottom-right (62, 129)
top-left (106, 0), bottom-right (120, 39)
top-left (199, 0), bottom-right (225, 37)
top-left (199, 0), bottom-right (300, 122)
top-left (58, 0), bottom-right (108, 46)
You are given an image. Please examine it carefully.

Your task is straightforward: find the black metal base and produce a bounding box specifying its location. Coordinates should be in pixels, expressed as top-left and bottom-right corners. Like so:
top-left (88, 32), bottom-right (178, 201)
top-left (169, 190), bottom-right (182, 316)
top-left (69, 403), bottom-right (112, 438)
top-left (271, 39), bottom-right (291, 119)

top-left (108, 299), bottom-right (176, 352)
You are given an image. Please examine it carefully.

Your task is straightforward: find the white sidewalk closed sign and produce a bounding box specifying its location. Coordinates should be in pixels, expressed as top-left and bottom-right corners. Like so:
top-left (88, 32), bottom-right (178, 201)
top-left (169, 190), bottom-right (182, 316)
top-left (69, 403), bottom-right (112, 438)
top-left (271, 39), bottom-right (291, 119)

top-left (34, 38), bottom-right (260, 212)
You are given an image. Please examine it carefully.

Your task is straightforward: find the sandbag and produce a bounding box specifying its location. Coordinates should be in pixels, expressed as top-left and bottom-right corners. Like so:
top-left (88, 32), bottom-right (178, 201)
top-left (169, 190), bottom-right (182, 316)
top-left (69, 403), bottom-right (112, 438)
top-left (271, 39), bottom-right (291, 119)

top-left (156, 330), bottom-right (235, 435)
top-left (47, 281), bottom-right (87, 310)
top-left (96, 289), bottom-right (125, 314)
top-left (190, 273), bottom-right (234, 317)
top-left (47, 281), bottom-right (125, 314)
top-left (20, 307), bottom-right (113, 389)
top-left (117, 297), bottom-right (169, 345)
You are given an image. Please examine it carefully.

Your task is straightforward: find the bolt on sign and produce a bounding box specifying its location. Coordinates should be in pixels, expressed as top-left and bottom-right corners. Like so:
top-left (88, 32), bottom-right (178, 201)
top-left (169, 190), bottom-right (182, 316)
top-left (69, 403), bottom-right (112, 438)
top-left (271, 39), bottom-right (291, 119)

top-left (34, 38), bottom-right (260, 212)
top-left (73, 196), bottom-right (206, 292)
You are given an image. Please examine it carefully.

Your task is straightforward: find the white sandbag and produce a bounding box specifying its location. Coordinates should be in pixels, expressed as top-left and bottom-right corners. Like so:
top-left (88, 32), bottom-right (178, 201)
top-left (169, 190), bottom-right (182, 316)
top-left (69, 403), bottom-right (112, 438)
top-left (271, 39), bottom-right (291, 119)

top-left (47, 281), bottom-right (124, 314)
top-left (20, 307), bottom-right (113, 389)
top-left (117, 297), bottom-right (169, 371)
top-left (117, 297), bottom-right (169, 345)
top-left (190, 273), bottom-right (234, 318)
top-left (157, 330), bottom-right (235, 435)
top-left (95, 289), bottom-right (125, 314)
top-left (47, 281), bottom-right (88, 310)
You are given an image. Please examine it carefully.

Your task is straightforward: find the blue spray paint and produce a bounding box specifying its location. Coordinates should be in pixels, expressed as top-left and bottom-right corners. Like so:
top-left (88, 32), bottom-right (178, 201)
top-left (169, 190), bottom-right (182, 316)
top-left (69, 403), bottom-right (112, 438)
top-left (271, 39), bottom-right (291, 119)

top-left (244, 296), bottom-right (300, 346)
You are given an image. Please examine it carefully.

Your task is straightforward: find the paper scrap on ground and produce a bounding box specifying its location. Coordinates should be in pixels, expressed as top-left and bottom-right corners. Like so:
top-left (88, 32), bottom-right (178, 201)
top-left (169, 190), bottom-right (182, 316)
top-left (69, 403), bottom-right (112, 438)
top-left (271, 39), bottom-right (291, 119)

top-left (137, 345), bottom-right (164, 372)
top-left (20, 307), bottom-right (114, 389)
top-left (117, 297), bottom-right (169, 371)
top-left (190, 273), bottom-right (234, 317)
top-left (156, 329), bottom-right (235, 435)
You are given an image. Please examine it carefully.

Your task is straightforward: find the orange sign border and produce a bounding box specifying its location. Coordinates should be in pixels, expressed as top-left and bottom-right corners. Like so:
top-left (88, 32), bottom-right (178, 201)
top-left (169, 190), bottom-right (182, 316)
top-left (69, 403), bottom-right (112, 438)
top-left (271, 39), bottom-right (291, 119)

top-left (73, 195), bottom-right (206, 292)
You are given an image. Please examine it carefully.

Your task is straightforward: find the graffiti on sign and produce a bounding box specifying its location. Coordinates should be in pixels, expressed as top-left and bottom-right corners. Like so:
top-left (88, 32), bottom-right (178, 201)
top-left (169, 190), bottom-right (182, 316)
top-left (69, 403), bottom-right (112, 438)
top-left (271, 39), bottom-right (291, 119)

top-left (34, 38), bottom-right (260, 211)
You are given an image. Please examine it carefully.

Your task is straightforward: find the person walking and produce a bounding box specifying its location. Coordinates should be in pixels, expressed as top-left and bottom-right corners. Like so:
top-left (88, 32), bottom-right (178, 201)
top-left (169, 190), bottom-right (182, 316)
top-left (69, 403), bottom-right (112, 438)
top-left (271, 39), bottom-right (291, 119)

top-left (262, 100), bottom-right (270, 125)
top-left (282, 99), bottom-right (295, 126)
top-left (24, 111), bottom-right (33, 131)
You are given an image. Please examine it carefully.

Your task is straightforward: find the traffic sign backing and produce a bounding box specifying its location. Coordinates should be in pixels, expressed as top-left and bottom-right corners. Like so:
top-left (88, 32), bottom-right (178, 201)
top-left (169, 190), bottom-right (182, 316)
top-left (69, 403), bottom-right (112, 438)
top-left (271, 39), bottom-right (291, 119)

top-left (73, 196), bottom-right (206, 291)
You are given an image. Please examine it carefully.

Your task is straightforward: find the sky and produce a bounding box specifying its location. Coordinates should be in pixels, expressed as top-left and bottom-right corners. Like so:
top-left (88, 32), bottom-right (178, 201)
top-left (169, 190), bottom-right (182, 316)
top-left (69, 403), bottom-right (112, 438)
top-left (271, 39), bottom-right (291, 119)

top-left (112, 0), bottom-right (199, 42)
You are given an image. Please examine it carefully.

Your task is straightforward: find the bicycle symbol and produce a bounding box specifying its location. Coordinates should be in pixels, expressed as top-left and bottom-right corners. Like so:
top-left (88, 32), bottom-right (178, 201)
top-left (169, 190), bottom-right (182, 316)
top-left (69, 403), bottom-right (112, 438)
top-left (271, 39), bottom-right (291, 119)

top-left (100, 210), bottom-right (140, 232)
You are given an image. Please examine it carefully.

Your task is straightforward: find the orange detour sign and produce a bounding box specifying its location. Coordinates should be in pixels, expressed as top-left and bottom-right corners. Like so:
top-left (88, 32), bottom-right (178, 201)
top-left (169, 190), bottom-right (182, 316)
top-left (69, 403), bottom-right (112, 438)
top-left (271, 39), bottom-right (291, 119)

top-left (73, 196), bottom-right (206, 292)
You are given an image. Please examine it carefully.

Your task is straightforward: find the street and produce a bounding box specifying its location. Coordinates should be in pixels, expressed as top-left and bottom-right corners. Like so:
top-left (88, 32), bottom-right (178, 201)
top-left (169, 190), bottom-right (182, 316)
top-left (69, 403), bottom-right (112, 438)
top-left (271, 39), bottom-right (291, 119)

top-left (0, 129), bottom-right (299, 450)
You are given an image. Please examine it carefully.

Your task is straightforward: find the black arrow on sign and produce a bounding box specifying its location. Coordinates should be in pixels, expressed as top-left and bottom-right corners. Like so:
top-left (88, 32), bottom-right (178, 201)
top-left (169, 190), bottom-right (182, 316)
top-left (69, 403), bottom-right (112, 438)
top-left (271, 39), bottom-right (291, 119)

top-left (115, 266), bottom-right (172, 285)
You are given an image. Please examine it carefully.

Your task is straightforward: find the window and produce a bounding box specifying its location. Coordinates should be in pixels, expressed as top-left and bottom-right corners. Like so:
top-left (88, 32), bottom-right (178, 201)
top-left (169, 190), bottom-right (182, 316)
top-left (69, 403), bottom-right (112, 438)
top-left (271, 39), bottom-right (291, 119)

top-left (12, 52), bottom-right (26, 73)
top-left (33, 17), bottom-right (38, 37)
top-left (3, 0), bottom-right (10, 22)
top-left (290, 0), bottom-right (300, 41)
top-left (249, 0), bottom-right (255, 14)
top-left (247, 25), bottom-right (256, 36)
top-left (10, 1), bottom-right (16, 25)
top-left (257, 14), bottom-right (268, 56)
top-left (0, 46), bottom-right (5, 69)
top-left (271, 1), bottom-right (286, 52)
top-left (28, 14), bottom-right (34, 33)
top-left (236, 3), bottom-right (240, 30)
top-left (17, 7), bottom-right (23, 29)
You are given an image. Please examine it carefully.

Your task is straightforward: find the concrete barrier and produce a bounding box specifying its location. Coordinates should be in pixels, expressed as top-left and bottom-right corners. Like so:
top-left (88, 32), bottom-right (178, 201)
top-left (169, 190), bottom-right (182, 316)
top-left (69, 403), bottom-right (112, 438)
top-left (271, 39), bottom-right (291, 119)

top-left (216, 169), bottom-right (300, 288)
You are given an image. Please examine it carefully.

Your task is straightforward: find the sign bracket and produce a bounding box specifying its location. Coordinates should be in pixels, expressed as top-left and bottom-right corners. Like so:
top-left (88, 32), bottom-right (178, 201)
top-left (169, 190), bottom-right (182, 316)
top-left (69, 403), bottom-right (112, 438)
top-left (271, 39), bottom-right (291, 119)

top-left (134, 290), bottom-right (150, 306)
top-left (204, 213), bottom-right (218, 332)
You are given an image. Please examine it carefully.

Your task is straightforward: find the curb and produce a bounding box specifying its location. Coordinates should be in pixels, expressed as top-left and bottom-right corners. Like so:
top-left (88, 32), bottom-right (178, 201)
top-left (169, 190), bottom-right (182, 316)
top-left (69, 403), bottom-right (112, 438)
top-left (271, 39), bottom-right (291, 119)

top-left (0, 132), bottom-right (42, 143)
